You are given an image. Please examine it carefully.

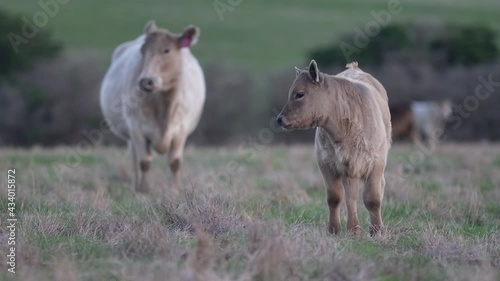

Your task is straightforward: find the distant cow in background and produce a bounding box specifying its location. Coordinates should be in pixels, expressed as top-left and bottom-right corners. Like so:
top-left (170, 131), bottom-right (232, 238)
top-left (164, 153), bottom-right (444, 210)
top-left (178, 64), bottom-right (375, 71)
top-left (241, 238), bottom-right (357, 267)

top-left (390, 103), bottom-right (415, 141)
top-left (100, 21), bottom-right (205, 193)
top-left (390, 100), bottom-right (452, 145)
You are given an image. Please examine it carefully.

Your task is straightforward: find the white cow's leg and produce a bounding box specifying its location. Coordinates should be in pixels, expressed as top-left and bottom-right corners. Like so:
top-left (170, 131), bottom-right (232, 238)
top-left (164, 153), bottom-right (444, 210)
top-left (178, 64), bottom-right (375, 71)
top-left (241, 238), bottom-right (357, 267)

top-left (128, 141), bottom-right (139, 190)
top-left (168, 134), bottom-right (187, 190)
top-left (129, 125), bottom-right (151, 193)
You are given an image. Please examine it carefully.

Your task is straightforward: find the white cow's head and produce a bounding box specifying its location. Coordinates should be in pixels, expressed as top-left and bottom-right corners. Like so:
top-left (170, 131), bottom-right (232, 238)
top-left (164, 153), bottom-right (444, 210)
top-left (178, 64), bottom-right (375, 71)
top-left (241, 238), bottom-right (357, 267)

top-left (138, 20), bottom-right (200, 94)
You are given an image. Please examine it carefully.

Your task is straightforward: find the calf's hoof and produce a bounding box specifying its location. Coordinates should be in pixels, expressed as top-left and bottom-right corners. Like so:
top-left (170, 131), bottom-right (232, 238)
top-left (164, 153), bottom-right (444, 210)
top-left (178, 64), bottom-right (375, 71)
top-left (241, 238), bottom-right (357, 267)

top-left (328, 224), bottom-right (342, 235)
top-left (369, 224), bottom-right (385, 237)
top-left (348, 225), bottom-right (361, 236)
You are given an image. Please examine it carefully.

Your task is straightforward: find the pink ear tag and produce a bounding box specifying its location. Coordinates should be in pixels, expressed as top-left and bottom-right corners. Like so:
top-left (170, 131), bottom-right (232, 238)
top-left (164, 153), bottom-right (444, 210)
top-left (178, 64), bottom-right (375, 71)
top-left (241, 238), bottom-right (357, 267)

top-left (181, 38), bottom-right (192, 48)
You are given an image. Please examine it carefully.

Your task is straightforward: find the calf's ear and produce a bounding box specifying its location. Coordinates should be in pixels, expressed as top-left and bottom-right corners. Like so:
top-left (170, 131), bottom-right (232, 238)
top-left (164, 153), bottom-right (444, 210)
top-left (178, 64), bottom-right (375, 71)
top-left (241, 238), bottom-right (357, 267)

top-left (308, 60), bottom-right (320, 82)
top-left (295, 67), bottom-right (301, 77)
top-left (178, 25), bottom-right (200, 48)
top-left (144, 20), bottom-right (157, 34)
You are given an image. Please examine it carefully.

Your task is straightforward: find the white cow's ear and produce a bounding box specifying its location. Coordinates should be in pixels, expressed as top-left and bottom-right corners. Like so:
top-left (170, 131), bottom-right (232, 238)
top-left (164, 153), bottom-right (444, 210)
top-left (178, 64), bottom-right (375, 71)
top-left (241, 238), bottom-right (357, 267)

top-left (144, 20), bottom-right (157, 34)
top-left (308, 60), bottom-right (320, 82)
top-left (295, 67), bottom-right (301, 77)
top-left (178, 25), bottom-right (200, 48)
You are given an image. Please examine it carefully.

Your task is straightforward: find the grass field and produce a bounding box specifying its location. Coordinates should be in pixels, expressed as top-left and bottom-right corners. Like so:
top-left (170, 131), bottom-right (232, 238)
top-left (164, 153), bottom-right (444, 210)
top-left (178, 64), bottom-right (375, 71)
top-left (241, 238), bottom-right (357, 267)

top-left (0, 144), bottom-right (499, 280)
top-left (2, 0), bottom-right (500, 73)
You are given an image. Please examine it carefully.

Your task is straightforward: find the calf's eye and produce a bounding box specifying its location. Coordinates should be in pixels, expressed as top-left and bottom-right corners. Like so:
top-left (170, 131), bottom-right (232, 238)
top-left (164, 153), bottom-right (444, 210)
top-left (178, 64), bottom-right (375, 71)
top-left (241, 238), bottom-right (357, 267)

top-left (296, 92), bottom-right (305, 99)
top-left (163, 49), bottom-right (170, 54)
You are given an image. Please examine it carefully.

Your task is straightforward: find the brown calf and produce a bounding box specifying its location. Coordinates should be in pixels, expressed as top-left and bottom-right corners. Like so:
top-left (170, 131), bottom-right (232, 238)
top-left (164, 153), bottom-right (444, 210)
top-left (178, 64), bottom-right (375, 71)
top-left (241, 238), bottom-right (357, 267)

top-left (277, 61), bottom-right (391, 236)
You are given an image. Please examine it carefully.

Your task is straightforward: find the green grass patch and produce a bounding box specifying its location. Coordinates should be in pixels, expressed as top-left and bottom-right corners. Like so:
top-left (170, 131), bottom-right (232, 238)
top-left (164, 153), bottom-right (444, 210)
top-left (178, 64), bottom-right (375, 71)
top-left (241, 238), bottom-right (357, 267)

top-left (33, 234), bottom-right (109, 260)
top-left (264, 202), bottom-right (326, 225)
top-left (111, 199), bottom-right (157, 220)
top-left (405, 255), bottom-right (432, 267)
top-left (375, 275), bottom-right (400, 281)
top-left (6, 199), bottom-right (76, 217)
top-left (383, 204), bottom-right (418, 224)
top-left (493, 156), bottom-right (500, 167)
top-left (71, 236), bottom-right (109, 260)
top-left (350, 240), bottom-right (383, 257)
top-left (398, 234), bottom-right (422, 250)
top-left (253, 176), bottom-right (275, 189)
top-left (486, 203), bottom-right (500, 216)
top-left (397, 233), bottom-right (421, 250)
top-left (461, 223), bottom-right (499, 238)
top-left (478, 180), bottom-right (494, 193)
top-left (417, 180), bottom-right (440, 192)
top-left (304, 185), bottom-right (324, 201)
top-left (107, 182), bottom-right (134, 201)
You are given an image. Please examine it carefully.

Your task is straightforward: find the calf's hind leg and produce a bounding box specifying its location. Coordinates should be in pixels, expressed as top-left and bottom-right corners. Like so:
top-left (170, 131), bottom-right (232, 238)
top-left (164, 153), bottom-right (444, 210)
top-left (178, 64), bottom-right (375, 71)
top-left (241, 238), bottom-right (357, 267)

top-left (363, 166), bottom-right (385, 236)
top-left (344, 177), bottom-right (360, 235)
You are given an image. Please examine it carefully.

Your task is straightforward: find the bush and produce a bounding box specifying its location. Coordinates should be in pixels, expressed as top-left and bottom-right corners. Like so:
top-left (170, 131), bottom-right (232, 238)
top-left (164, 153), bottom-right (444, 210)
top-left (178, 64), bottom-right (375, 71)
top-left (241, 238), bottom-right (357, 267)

top-left (308, 22), bottom-right (498, 69)
top-left (310, 23), bottom-right (414, 67)
top-left (0, 9), bottom-right (62, 81)
top-left (190, 63), bottom-right (257, 145)
top-left (0, 52), bottom-right (106, 146)
top-left (430, 24), bottom-right (498, 66)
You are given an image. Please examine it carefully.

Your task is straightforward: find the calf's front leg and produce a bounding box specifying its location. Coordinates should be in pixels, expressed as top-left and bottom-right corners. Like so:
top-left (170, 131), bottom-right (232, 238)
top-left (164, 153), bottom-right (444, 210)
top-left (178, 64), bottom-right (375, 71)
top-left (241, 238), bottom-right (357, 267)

top-left (319, 166), bottom-right (344, 234)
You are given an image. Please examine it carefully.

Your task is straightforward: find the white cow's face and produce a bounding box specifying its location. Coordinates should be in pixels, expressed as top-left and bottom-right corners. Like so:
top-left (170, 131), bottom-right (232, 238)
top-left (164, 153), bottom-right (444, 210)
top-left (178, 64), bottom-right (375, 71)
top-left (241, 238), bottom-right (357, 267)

top-left (138, 21), bottom-right (199, 94)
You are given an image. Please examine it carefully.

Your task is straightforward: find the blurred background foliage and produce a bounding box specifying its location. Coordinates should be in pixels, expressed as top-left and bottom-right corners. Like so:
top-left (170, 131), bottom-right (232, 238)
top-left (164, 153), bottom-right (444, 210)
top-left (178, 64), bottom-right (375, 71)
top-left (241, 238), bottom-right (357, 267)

top-left (0, 0), bottom-right (499, 146)
top-left (0, 9), bottom-right (61, 80)
top-left (310, 23), bottom-right (499, 68)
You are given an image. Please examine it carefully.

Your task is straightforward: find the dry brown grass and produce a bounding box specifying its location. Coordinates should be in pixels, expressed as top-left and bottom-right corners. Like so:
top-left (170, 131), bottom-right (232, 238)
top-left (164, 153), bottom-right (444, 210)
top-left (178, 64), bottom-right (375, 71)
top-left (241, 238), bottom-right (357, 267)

top-left (0, 143), bottom-right (499, 280)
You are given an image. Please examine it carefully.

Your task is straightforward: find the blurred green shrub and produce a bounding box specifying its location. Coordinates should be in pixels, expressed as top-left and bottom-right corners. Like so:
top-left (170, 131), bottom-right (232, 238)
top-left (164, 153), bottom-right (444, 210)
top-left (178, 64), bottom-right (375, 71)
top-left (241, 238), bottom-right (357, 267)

top-left (310, 24), bottom-right (413, 66)
top-left (0, 52), bottom-right (106, 146)
top-left (309, 22), bottom-right (498, 68)
top-left (0, 9), bottom-right (62, 81)
top-left (430, 24), bottom-right (498, 66)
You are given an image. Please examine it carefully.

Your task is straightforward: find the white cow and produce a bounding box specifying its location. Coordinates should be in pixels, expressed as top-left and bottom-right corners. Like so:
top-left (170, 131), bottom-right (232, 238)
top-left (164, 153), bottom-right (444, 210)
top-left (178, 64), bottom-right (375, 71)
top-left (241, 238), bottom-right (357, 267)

top-left (412, 100), bottom-right (452, 145)
top-left (100, 21), bottom-right (205, 192)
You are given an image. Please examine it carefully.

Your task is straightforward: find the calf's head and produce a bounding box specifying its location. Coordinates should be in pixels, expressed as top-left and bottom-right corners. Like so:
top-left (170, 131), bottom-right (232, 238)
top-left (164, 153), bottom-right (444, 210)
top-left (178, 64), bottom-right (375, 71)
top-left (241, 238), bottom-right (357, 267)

top-left (138, 21), bottom-right (200, 93)
top-left (277, 60), bottom-right (329, 130)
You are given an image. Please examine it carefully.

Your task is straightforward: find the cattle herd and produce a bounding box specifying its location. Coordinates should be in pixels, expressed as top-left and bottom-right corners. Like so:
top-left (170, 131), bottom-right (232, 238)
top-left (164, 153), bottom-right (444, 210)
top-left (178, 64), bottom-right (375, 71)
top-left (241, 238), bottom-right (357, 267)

top-left (100, 21), bottom-right (452, 236)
